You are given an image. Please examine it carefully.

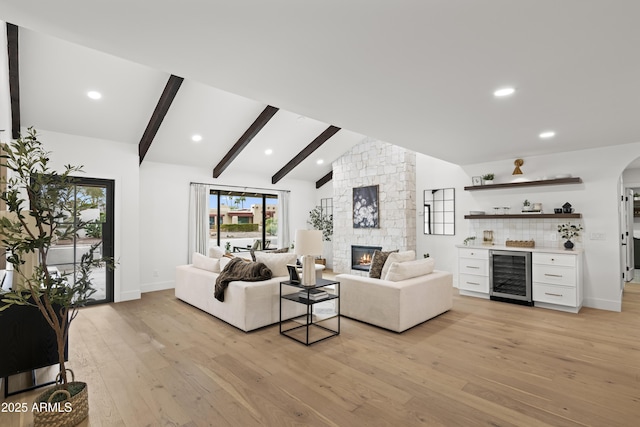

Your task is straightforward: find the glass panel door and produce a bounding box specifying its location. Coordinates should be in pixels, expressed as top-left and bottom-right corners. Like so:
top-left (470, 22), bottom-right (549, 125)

top-left (48, 178), bottom-right (114, 304)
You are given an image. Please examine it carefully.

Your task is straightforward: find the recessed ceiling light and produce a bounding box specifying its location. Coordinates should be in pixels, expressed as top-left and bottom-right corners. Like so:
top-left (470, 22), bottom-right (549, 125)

top-left (539, 131), bottom-right (556, 139)
top-left (265, 149), bottom-right (273, 155)
top-left (316, 159), bottom-right (324, 165)
top-left (87, 91), bottom-right (102, 100)
top-left (493, 87), bottom-right (515, 97)
top-left (191, 134), bottom-right (203, 142)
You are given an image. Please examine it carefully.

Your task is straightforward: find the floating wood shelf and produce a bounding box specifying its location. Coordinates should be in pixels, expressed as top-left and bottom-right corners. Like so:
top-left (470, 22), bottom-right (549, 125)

top-left (464, 177), bottom-right (582, 191)
top-left (464, 213), bottom-right (582, 219)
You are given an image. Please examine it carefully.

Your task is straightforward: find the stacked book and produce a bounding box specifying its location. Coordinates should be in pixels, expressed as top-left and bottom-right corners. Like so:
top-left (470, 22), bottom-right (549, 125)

top-left (298, 289), bottom-right (329, 300)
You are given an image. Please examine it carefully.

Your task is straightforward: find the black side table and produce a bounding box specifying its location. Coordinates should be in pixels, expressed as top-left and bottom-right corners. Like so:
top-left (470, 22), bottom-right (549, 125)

top-left (279, 278), bottom-right (340, 346)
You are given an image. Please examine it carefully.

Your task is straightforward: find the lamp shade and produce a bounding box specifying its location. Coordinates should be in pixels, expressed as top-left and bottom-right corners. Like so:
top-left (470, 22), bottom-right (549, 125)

top-left (294, 229), bottom-right (323, 256)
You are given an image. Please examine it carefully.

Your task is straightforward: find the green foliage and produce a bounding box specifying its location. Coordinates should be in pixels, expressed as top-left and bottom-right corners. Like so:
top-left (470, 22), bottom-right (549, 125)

top-left (265, 217), bottom-right (277, 236)
top-left (308, 206), bottom-right (333, 242)
top-left (482, 173), bottom-right (495, 180)
top-left (0, 128), bottom-right (115, 385)
top-left (85, 212), bottom-right (106, 238)
top-left (220, 223), bottom-right (259, 232)
top-left (557, 222), bottom-right (583, 240)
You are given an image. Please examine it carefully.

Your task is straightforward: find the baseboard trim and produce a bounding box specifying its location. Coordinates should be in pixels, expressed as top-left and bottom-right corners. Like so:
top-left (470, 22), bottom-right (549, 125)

top-left (141, 281), bottom-right (174, 293)
top-left (117, 289), bottom-right (141, 302)
top-left (583, 296), bottom-right (621, 312)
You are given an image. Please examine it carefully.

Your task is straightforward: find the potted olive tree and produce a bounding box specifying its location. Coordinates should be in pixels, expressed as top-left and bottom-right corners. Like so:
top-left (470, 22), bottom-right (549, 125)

top-left (0, 129), bottom-right (113, 426)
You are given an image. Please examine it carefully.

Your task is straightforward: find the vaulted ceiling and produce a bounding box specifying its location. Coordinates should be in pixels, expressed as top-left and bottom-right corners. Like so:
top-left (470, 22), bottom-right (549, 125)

top-left (2, 1), bottom-right (640, 184)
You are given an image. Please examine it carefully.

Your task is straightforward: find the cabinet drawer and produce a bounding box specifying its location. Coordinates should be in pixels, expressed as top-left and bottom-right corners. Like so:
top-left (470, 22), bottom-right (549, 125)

top-left (533, 283), bottom-right (577, 307)
top-left (459, 274), bottom-right (489, 293)
top-left (459, 258), bottom-right (488, 276)
top-left (458, 248), bottom-right (489, 260)
top-left (533, 252), bottom-right (576, 267)
top-left (533, 265), bottom-right (576, 287)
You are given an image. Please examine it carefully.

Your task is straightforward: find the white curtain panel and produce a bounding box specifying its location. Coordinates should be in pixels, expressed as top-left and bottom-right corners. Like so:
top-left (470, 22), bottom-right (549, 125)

top-left (188, 183), bottom-right (210, 262)
top-left (277, 190), bottom-right (290, 250)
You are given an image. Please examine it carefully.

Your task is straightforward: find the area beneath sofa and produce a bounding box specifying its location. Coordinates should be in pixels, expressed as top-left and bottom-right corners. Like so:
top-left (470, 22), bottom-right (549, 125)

top-left (351, 245), bottom-right (382, 271)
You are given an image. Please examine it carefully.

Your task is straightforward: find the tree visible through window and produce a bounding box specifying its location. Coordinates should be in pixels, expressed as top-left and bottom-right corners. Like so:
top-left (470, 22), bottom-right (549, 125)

top-left (209, 190), bottom-right (278, 252)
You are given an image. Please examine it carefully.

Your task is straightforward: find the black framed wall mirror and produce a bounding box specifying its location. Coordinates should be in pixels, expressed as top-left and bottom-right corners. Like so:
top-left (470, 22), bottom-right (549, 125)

top-left (424, 188), bottom-right (455, 235)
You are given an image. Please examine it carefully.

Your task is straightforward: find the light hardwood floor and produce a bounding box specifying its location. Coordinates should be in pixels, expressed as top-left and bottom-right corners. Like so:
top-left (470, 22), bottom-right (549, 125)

top-left (3, 282), bottom-right (640, 426)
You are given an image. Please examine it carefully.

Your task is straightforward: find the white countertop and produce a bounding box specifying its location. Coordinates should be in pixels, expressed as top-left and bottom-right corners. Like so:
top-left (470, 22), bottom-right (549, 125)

top-left (456, 244), bottom-right (583, 255)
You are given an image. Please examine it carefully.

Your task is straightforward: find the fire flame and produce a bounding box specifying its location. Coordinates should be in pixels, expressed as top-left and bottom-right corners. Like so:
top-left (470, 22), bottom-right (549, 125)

top-left (359, 253), bottom-right (372, 265)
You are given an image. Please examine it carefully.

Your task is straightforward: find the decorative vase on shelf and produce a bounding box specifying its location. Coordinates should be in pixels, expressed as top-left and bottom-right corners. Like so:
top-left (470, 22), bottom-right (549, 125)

top-left (564, 240), bottom-right (574, 250)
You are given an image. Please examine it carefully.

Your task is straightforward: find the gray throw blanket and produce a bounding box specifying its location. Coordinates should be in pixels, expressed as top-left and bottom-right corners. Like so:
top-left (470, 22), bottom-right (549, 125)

top-left (214, 257), bottom-right (272, 302)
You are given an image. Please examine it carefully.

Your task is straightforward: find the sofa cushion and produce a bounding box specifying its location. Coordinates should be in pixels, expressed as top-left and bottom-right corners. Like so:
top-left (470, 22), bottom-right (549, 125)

top-left (255, 252), bottom-right (297, 277)
top-left (193, 252), bottom-right (220, 273)
top-left (381, 250), bottom-right (416, 279)
top-left (384, 258), bottom-right (435, 282)
top-left (209, 246), bottom-right (225, 258)
top-left (250, 247), bottom-right (290, 261)
top-left (368, 249), bottom-right (398, 278)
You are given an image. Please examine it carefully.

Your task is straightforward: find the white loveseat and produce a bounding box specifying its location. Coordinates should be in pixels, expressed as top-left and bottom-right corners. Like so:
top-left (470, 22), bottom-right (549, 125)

top-left (175, 250), bottom-right (318, 332)
top-left (336, 253), bottom-right (453, 332)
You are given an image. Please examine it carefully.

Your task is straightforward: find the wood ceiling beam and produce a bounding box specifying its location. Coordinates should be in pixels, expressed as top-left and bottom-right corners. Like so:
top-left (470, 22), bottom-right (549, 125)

top-left (213, 105), bottom-right (279, 178)
top-left (6, 23), bottom-right (20, 140)
top-left (272, 125), bottom-right (340, 184)
top-left (316, 171), bottom-right (333, 189)
top-left (139, 74), bottom-right (183, 164)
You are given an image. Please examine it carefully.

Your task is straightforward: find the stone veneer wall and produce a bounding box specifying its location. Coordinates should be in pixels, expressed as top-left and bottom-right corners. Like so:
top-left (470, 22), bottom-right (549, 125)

top-left (332, 139), bottom-right (416, 273)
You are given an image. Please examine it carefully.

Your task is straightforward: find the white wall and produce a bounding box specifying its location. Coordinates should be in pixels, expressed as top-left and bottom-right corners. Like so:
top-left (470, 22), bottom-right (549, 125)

top-left (0, 22), bottom-right (11, 137)
top-left (415, 154), bottom-right (470, 281)
top-left (417, 142), bottom-right (640, 312)
top-left (139, 160), bottom-right (317, 292)
top-left (37, 129), bottom-right (141, 302)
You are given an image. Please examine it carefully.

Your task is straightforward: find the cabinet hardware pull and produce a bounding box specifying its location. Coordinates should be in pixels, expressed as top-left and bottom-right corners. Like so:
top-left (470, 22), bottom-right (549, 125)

top-left (544, 292), bottom-right (563, 297)
top-left (466, 282), bottom-right (480, 285)
top-left (544, 274), bottom-right (563, 277)
top-left (466, 266), bottom-right (480, 269)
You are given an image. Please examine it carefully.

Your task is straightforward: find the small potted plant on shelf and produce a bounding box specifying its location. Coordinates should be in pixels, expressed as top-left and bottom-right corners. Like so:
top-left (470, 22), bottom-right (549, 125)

top-left (482, 173), bottom-right (495, 185)
top-left (522, 199), bottom-right (531, 212)
top-left (557, 222), bottom-right (583, 250)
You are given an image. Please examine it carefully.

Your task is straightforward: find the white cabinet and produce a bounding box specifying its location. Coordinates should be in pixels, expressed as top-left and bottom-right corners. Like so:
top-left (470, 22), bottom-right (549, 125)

top-left (458, 248), bottom-right (489, 296)
top-left (457, 246), bottom-right (583, 313)
top-left (532, 252), bottom-right (583, 313)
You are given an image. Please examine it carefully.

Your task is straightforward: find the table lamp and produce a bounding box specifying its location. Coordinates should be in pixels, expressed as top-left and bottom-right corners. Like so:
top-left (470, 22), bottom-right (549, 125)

top-left (294, 229), bottom-right (323, 286)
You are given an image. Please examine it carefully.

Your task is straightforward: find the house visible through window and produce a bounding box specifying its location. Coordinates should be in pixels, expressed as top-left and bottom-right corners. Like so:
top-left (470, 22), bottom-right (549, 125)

top-left (209, 190), bottom-right (278, 252)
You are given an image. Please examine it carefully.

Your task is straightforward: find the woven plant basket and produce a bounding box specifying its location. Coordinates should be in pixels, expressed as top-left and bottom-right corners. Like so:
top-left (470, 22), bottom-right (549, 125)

top-left (33, 369), bottom-right (89, 427)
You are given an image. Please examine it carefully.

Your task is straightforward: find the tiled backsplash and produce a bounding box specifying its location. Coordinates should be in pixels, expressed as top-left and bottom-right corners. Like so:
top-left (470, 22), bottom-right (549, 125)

top-left (468, 218), bottom-right (584, 249)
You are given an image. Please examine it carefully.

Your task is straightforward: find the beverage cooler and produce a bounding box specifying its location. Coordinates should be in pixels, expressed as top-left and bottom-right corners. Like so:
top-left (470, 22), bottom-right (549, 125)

top-left (489, 250), bottom-right (533, 306)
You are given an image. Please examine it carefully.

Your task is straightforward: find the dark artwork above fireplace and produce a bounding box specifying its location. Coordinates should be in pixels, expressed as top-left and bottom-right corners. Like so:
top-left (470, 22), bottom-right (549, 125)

top-left (351, 245), bottom-right (382, 271)
top-left (353, 185), bottom-right (379, 228)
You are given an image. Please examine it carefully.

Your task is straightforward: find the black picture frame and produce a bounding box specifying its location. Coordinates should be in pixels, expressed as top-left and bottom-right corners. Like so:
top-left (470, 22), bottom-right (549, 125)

top-left (287, 264), bottom-right (300, 283)
top-left (353, 185), bottom-right (379, 228)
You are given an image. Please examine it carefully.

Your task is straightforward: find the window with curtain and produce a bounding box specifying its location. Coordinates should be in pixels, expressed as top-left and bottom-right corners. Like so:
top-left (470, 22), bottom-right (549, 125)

top-left (209, 190), bottom-right (280, 252)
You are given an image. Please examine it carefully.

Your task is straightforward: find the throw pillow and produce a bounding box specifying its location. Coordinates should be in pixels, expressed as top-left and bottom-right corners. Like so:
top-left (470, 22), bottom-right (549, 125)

top-left (380, 250), bottom-right (416, 279)
top-left (209, 246), bottom-right (225, 259)
top-left (368, 249), bottom-right (398, 279)
top-left (384, 258), bottom-right (435, 282)
top-left (251, 247), bottom-right (289, 261)
top-left (192, 252), bottom-right (220, 273)
top-left (255, 252), bottom-right (297, 277)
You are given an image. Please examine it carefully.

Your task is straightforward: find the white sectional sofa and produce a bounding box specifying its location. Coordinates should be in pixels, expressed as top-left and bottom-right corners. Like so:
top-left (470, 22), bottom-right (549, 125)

top-left (174, 250), bottom-right (320, 332)
top-left (336, 252), bottom-right (453, 332)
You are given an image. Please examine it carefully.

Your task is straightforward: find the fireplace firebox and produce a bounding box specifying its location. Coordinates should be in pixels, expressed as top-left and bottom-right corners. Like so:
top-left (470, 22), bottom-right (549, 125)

top-left (351, 245), bottom-right (382, 271)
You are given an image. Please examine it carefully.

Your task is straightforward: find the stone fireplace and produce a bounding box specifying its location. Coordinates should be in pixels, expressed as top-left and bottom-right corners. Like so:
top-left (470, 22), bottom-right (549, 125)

top-left (351, 245), bottom-right (382, 271)
top-left (332, 138), bottom-right (416, 273)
